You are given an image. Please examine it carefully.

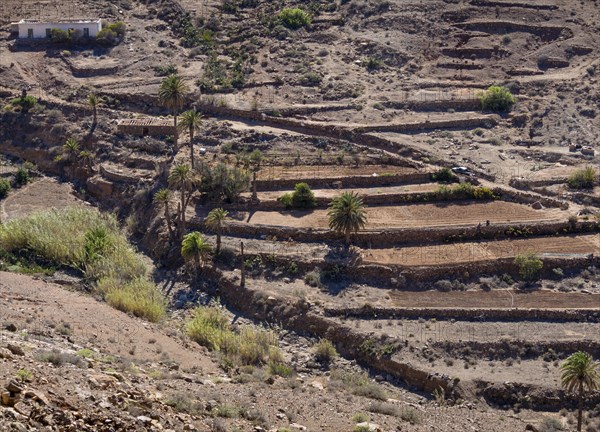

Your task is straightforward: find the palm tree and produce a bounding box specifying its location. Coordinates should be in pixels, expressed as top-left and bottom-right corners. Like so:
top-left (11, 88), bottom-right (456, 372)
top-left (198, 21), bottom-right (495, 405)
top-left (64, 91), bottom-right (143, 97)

top-left (62, 138), bottom-right (81, 177)
top-left (179, 109), bottom-right (202, 168)
top-left (560, 351), bottom-right (600, 431)
top-left (158, 74), bottom-right (188, 150)
top-left (181, 231), bottom-right (212, 273)
top-left (205, 208), bottom-right (228, 255)
top-left (87, 93), bottom-right (100, 126)
top-left (154, 188), bottom-right (175, 240)
top-left (78, 150), bottom-right (94, 171)
top-left (63, 138), bottom-right (80, 162)
top-left (168, 164), bottom-right (198, 235)
top-left (327, 191), bottom-right (367, 246)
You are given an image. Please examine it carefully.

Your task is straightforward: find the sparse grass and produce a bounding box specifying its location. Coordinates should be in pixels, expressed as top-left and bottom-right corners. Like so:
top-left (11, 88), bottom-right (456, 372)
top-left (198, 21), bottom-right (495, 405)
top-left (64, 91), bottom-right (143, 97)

top-left (313, 339), bottom-right (338, 364)
top-left (567, 167), bottom-right (595, 189)
top-left (352, 412), bottom-right (369, 423)
top-left (0, 207), bottom-right (164, 322)
top-left (368, 401), bottom-right (400, 416)
top-left (36, 349), bottom-right (87, 368)
top-left (15, 369), bottom-right (33, 382)
top-left (186, 305), bottom-right (283, 368)
top-left (76, 348), bottom-right (96, 358)
top-left (99, 277), bottom-right (166, 322)
top-left (165, 392), bottom-right (204, 415)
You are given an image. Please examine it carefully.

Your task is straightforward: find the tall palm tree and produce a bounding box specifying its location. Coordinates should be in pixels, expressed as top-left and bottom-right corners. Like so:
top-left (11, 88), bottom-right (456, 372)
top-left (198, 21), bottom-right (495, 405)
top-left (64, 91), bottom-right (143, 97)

top-left (154, 188), bottom-right (175, 240)
top-left (327, 191), bottom-right (367, 246)
top-left (560, 351), bottom-right (600, 431)
top-left (181, 231), bottom-right (212, 273)
top-left (158, 74), bottom-right (188, 150)
top-left (87, 93), bottom-right (100, 126)
top-left (179, 109), bottom-right (202, 168)
top-left (205, 208), bottom-right (228, 255)
top-left (168, 164), bottom-right (198, 235)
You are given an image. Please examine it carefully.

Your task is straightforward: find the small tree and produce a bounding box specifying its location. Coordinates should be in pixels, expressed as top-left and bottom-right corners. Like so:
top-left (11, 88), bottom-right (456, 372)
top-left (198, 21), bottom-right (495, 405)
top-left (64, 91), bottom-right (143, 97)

top-left (328, 191), bottom-right (367, 246)
top-left (205, 208), bottom-right (228, 255)
top-left (514, 252), bottom-right (543, 281)
top-left (87, 94), bottom-right (100, 127)
top-left (479, 85), bottom-right (515, 112)
top-left (159, 74), bottom-right (188, 150)
top-left (179, 109), bottom-right (202, 169)
top-left (181, 231), bottom-right (212, 273)
top-left (560, 351), bottom-right (600, 431)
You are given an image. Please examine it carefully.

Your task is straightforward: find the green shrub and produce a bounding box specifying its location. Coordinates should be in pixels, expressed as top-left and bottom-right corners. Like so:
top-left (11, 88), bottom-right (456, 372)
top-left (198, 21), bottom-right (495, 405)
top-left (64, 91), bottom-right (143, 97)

top-left (304, 268), bottom-right (321, 287)
top-left (291, 182), bottom-right (316, 208)
top-left (352, 412), bottom-right (369, 423)
top-left (50, 28), bottom-right (70, 42)
top-left (313, 339), bottom-right (338, 363)
top-left (431, 167), bottom-right (458, 183)
top-left (300, 71), bottom-right (322, 86)
top-left (365, 57), bottom-right (384, 71)
top-left (0, 179), bottom-right (10, 199)
top-left (472, 187), bottom-right (495, 200)
top-left (514, 252), bottom-right (543, 281)
top-left (567, 167), bottom-right (595, 189)
top-left (106, 21), bottom-right (126, 37)
top-left (0, 207), bottom-right (162, 320)
top-left (279, 8), bottom-right (311, 29)
top-left (14, 167), bottom-right (30, 187)
top-left (268, 361), bottom-right (294, 377)
top-left (10, 96), bottom-right (37, 112)
top-left (478, 85), bottom-right (515, 112)
top-left (278, 193), bottom-right (293, 209)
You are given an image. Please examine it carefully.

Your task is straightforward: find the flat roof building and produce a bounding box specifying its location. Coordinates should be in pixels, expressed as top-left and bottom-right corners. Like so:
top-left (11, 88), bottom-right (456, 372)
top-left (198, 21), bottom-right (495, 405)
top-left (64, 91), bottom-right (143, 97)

top-left (17, 19), bottom-right (102, 39)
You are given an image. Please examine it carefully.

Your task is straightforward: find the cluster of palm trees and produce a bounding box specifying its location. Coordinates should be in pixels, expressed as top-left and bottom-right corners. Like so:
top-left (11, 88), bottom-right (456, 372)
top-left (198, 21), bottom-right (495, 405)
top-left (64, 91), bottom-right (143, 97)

top-left (181, 208), bottom-right (229, 275)
top-left (158, 74), bottom-right (203, 168)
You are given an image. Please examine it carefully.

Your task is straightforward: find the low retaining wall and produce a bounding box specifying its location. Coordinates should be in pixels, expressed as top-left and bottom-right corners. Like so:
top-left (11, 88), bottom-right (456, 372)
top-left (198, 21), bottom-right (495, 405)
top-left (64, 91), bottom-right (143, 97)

top-left (191, 218), bottom-right (598, 249)
top-left (253, 172), bottom-right (432, 192)
top-left (325, 303), bottom-right (600, 323)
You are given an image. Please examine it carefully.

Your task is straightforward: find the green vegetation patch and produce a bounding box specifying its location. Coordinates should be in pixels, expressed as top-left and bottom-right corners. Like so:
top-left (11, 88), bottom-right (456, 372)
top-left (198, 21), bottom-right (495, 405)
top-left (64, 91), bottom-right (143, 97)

top-left (0, 207), bottom-right (165, 321)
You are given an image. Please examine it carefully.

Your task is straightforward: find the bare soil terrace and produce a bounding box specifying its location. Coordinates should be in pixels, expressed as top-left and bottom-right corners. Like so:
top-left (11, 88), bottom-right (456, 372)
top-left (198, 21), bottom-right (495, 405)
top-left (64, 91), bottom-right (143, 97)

top-left (246, 200), bottom-right (569, 229)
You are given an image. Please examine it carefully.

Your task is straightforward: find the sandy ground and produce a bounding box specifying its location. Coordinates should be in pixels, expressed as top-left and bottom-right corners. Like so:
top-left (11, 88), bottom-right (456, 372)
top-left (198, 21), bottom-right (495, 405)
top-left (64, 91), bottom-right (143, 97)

top-left (247, 201), bottom-right (568, 229)
top-left (0, 271), bottom-right (217, 371)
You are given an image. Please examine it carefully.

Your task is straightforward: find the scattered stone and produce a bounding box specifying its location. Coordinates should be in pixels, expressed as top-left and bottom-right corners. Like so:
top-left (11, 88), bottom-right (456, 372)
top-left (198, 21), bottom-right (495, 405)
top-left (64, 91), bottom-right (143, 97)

top-left (23, 389), bottom-right (49, 406)
top-left (6, 381), bottom-right (23, 394)
top-left (88, 374), bottom-right (119, 390)
top-left (290, 423), bottom-right (307, 431)
top-left (4, 323), bottom-right (17, 332)
top-left (355, 422), bottom-right (380, 431)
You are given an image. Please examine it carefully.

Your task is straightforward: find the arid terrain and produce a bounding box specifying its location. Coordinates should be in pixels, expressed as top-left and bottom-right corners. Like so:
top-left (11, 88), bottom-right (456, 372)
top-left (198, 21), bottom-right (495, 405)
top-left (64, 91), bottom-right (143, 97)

top-left (0, 0), bottom-right (599, 431)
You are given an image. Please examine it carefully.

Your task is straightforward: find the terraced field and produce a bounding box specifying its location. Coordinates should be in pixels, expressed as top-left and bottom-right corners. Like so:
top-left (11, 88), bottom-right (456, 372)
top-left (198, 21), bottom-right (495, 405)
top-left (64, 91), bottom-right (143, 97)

top-left (247, 200), bottom-right (568, 229)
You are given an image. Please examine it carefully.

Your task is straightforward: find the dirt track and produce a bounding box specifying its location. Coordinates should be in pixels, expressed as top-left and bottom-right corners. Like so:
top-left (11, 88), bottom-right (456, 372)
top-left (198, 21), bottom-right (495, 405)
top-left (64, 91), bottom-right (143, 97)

top-left (247, 201), bottom-right (568, 229)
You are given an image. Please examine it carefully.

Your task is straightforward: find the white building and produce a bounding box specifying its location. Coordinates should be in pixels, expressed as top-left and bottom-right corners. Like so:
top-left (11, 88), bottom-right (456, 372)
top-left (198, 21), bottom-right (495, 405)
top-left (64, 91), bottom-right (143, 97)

top-left (17, 19), bottom-right (102, 39)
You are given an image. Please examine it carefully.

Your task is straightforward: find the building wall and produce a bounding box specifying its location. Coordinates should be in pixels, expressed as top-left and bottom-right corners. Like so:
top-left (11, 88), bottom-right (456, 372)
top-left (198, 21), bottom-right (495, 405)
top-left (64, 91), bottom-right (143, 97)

top-left (18, 21), bottom-right (102, 39)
